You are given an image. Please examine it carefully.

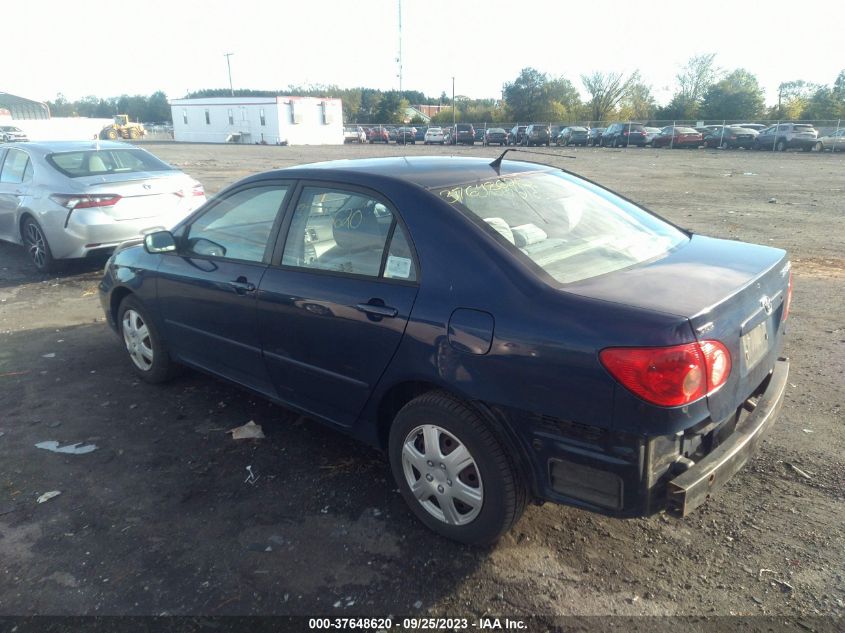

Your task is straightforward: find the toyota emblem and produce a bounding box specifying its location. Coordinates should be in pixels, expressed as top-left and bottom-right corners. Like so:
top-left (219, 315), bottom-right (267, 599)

top-left (143, 183), bottom-right (152, 190)
top-left (760, 295), bottom-right (773, 315)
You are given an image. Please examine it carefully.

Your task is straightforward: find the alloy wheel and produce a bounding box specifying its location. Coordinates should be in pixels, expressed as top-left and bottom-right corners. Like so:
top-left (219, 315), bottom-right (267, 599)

top-left (401, 424), bottom-right (484, 526)
top-left (24, 222), bottom-right (47, 269)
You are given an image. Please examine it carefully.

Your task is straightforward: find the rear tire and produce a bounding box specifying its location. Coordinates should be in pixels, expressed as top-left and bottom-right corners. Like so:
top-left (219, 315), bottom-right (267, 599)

top-left (388, 391), bottom-right (527, 545)
top-left (106, 128), bottom-right (119, 140)
top-left (22, 217), bottom-right (57, 273)
top-left (776, 139), bottom-right (787, 152)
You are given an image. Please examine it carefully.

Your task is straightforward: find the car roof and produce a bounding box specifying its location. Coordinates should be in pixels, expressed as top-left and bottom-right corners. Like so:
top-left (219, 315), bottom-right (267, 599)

top-left (6, 140), bottom-right (132, 156)
top-left (252, 156), bottom-right (552, 190)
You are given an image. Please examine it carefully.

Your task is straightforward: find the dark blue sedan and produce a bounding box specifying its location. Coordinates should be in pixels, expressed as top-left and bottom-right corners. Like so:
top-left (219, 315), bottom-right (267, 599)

top-left (99, 156), bottom-right (791, 545)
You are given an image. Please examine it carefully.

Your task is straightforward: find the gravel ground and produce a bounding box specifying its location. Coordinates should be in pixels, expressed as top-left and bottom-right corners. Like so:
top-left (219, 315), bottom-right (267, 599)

top-left (0, 142), bottom-right (843, 622)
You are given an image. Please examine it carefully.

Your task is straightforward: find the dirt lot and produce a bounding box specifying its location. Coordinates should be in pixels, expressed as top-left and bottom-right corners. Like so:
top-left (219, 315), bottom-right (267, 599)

top-left (1, 142), bottom-right (843, 623)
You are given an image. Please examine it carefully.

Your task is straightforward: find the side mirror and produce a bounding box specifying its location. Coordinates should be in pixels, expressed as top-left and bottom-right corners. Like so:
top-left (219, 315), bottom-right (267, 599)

top-left (144, 230), bottom-right (177, 254)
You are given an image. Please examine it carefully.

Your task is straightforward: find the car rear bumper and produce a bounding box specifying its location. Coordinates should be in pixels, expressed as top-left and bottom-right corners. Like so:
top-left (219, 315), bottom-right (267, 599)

top-left (47, 204), bottom-right (199, 259)
top-left (514, 358), bottom-right (789, 517)
top-left (666, 358), bottom-right (788, 516)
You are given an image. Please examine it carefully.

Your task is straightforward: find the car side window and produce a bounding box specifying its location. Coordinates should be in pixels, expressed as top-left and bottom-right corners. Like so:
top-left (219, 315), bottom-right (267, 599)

top-left (383, 223), bottom-right (417, 282)
top-left (282, 187), bottom-right (397, 278)
top-left (185, 185), bottom-right (288, 262)
top-left (0, 149), bottom-right (31, 184)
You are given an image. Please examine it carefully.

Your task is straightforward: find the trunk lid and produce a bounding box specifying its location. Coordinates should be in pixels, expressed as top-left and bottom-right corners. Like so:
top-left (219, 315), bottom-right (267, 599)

top-left (565, 235), bottom-right (790, 421)
top-left (74, 172), bottom-right (198, 220)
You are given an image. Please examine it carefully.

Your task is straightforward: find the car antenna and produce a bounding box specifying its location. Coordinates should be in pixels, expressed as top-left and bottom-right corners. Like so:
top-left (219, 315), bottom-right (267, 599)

top-left (490, 148), bottom-right (576, 173)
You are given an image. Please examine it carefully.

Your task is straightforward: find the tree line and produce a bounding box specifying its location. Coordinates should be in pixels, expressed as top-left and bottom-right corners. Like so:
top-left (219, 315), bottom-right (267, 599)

top-left (44, 56), bottom-right (845, 125)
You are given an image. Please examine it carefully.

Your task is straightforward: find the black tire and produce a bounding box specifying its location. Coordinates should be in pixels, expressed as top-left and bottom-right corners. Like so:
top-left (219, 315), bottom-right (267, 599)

top-left (776, 139), bottom-right (787, 152)
top-left (21, 217), bottom-right (57, 273)
top-left (106, 128), bottom-right (119, 140)
top-left (388, 391), bottom-right (527, 545)
top-left (117, 295), bottom-right (178, 384)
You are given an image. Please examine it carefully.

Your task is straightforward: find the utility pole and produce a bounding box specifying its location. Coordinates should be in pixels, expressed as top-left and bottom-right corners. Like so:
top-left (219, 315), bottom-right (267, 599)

top-left (452, 76), bottom-right (456, 128)
top-left (397, 0), bottom-right (403, 93)
top-left (224, 53), bottom-right (234, 97)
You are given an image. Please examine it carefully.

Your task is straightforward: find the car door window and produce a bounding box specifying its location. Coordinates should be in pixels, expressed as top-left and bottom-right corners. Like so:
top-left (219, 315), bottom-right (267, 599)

top-left (0, 149), bottom-right (31, 184)
top-left (185, 185), bottom-right (288, 262)
top-left (383, 223), bottom-right (417, 282)
top-left (282, 187), bottom-right (397, 278)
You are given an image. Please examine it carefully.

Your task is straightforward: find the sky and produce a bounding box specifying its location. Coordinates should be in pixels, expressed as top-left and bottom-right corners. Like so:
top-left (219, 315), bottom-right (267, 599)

top-left (4, 0), bottom-right (844, 107)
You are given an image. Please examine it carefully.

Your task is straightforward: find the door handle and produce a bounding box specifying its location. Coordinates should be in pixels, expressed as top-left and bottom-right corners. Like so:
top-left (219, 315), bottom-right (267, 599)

top-left (228, 277), bottom-right (256, 294)
top-left (355, 302), bottom-right (398, 318)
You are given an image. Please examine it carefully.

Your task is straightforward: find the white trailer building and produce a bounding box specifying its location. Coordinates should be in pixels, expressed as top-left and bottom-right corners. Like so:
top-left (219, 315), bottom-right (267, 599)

top-left (169, 96), bottom-right (343, 145)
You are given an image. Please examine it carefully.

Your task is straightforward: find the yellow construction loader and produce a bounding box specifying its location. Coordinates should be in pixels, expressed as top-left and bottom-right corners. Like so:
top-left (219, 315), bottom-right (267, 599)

top-left (99, 115), bottom-right (146, 140)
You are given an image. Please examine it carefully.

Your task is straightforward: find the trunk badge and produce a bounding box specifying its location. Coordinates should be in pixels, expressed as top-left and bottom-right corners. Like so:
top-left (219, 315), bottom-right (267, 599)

top-left (760, 295), bottom-right (773, 315)
top-left (143, 184), bottom-right (152, 190)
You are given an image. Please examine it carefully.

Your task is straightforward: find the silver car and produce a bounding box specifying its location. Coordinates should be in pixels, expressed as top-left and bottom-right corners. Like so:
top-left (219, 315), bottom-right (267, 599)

top-left (0, 125), bottom-right (28, 143)
top-left (0, 141), bottom-right (206, 272)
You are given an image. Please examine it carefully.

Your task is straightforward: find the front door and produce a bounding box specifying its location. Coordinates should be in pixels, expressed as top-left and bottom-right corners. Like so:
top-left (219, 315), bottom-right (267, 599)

top-left (157, 181), bottom-right (292, 395)
top-left (257, 184), bottom-right (419, 426)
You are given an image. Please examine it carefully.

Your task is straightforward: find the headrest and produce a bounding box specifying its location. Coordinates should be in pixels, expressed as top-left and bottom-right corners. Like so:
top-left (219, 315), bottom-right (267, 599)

top-left (483, 217), bottom-right (515, 244)
top-left (88, 155), bottom-right (108, 172)
top-left (511, 223), bottom-right (548, 247)
top-left (332, 204), bottom-right (383, 251)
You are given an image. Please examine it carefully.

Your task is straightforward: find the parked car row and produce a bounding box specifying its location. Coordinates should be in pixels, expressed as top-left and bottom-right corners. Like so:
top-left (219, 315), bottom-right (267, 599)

top-left (350, 121), bottom-right (842, 152)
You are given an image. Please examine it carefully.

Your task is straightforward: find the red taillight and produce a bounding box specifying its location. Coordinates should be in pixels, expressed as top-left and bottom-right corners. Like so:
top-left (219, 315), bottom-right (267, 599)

top-left (50, 194), bottom-right (121, 209)
top-left (783, 269), bottom-right (793, 321)
top-left (599, 340), bottom-right (731, 407)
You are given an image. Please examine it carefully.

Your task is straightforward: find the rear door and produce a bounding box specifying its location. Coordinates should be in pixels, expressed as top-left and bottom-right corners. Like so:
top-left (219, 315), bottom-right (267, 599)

top-left (0, 148), bottom-right (32, 240)
top-left (257, 183), bottom-right (419, 427)
top-left (156, 180), bottom-right (292, 395)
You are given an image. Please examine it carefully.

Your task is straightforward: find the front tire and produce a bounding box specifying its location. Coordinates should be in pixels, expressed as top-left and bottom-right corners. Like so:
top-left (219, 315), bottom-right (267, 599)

top-left (22, 217), bottom-right (57, 273)
top-left (388, 391), bottom-right (527, 545)
top-left (118, 295), bottom-right (177, 383)
top-left (776, 139), bottom-right (787, 152)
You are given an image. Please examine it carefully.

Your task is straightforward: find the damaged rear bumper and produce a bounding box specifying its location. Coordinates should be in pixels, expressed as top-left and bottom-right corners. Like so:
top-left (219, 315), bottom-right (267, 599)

top-left (666, 358), bottom-right (789, 516)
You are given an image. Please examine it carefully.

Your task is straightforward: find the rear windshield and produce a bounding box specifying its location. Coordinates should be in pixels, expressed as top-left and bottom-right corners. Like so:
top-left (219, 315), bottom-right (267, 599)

top-left (435, 171), bottom-right (687, 284)
top-left (793, 125), bottom-right (814, 130)
top-left (47, 148), bottom-right (174, 178)
top-left (673, 127), bottom-right (698, 134)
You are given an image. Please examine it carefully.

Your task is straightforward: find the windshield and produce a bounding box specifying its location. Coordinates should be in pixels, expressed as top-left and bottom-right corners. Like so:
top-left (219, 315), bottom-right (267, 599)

top-left (47, 148), bottom-right (175, 178)
top-left (435, 170), bottom-right (687, 284)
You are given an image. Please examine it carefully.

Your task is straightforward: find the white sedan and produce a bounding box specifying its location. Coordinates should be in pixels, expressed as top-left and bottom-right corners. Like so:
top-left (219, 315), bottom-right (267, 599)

top-left (424, 127), bottom-right (445, 145)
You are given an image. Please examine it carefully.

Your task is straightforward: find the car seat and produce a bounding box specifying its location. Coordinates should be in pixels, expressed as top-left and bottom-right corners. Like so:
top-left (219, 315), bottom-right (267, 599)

top-left (316, 203), bottom-right (388, 276)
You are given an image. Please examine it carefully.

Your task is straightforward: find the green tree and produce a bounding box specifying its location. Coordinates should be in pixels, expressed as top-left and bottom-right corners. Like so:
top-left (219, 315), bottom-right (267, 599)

top-left (430, 108), bottom-right (458, 124)
top-left (503, 68), bottom-right (582, 122)
top-left (657, 54), bottom-right (719, 120)
top-left (770, 80), bottom-right (818, 119)
top-left (617, 81), bottom-right (657, 121)
top-left (581, 71), bottom-right (640, 121)
top-left (374, 91), bottom-right (405, 123)
top-left (801, 87), bottom-right (845, 120)
top-left (503, 68), bottom-right (547, 121)
top-left (699, 69), bottom-right (765, 121)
